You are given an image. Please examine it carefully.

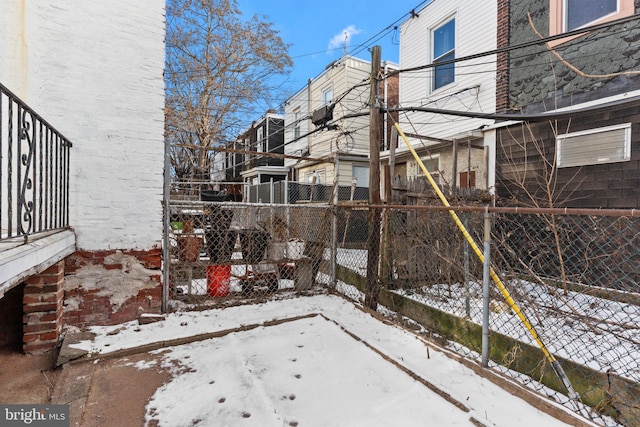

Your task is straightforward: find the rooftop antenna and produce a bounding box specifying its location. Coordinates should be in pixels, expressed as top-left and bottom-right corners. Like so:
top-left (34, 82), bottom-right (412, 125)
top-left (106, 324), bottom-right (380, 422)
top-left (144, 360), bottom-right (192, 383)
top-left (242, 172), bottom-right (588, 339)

top-left (343, 31), bottom-right (349, 56)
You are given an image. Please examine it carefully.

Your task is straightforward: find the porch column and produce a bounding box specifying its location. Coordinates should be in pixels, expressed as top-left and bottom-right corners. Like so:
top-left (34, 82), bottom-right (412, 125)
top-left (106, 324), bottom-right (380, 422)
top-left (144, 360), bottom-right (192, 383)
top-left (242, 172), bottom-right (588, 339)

top-left (23, 261), bottom-right (65, 353)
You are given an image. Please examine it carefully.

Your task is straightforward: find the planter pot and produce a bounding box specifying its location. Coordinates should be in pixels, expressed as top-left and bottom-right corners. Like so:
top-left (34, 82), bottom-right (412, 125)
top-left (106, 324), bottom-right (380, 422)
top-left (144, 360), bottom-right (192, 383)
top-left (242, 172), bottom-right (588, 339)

top-left (177, 235), bottom-right (203, 262)
top-left (239, 230), bottom-right (270, 263)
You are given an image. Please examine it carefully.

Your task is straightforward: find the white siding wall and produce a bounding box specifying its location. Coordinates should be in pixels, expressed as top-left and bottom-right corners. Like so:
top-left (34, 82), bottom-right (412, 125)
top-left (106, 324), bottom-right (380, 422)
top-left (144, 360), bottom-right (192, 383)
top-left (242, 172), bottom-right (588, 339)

top-left (284, 87), bottom-right (310, 170)
top-left (284, 57), bottom-right (374, 186)
top-left (0, 0), bottom-right (165, 251)
top-left (308, 59), bottom-right (371, 160)
top-left (399, 0), bottom-right (497, 141)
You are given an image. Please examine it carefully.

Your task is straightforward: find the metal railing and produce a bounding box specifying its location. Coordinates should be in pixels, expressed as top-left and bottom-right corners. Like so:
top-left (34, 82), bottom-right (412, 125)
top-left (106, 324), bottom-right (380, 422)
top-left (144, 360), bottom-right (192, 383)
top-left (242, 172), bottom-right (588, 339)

top-left (0, 83), bottom-right (72, 241)
top-left (245, 181), bottom-right (369, 204)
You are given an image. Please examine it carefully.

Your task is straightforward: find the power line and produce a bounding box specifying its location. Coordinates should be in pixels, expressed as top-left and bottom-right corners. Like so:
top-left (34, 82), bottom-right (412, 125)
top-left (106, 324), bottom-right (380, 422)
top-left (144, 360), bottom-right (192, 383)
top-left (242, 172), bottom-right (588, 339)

top-left (390, 13), bottom-right (640, 75)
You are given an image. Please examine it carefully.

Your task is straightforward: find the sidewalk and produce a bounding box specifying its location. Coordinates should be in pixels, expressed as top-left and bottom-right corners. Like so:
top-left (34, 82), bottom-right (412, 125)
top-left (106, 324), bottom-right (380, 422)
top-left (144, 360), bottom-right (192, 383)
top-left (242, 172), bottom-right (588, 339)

top-left (51, 350), bottom-right (170, 427)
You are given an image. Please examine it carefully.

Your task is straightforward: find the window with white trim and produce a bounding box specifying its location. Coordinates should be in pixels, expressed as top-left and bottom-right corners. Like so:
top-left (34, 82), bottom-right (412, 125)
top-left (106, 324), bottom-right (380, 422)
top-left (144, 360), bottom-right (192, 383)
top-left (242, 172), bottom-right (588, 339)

top-left (293, 108), bottom-right (301, 140)
top-left (322, 86), bottom-right (333, 105)
top-left (256, 126), bottom-right (265, 152)
top-left (433, 18), bottom-right (455, 91)
top-left (305, 170), bottom-right (326, 185)
top-left (352, 165), bottom-right (369, 187)
top-left (556, 123), bottom-right (631, 168)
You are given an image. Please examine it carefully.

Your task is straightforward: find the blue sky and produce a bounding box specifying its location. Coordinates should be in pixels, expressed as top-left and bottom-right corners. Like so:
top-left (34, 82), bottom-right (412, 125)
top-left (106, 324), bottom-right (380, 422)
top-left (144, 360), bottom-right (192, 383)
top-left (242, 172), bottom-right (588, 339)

top-left (238, 0), bottom-right (431, 98)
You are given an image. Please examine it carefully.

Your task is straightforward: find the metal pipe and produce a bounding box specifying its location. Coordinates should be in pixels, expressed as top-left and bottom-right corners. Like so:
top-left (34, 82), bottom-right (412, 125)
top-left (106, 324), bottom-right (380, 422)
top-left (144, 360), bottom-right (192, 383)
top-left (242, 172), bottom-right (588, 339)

top-left (482, 206), bottom-right (491, 367)
top-left (330, 153), bottom-right (339, 288)
top-left (162, 108), bottom-right (171, 313)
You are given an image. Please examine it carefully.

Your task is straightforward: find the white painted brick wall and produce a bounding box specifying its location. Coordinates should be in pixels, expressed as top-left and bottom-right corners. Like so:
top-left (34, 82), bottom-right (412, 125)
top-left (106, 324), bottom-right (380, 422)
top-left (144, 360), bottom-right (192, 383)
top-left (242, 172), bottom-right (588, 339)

top-left (0, 0), bottom-right (165, 251)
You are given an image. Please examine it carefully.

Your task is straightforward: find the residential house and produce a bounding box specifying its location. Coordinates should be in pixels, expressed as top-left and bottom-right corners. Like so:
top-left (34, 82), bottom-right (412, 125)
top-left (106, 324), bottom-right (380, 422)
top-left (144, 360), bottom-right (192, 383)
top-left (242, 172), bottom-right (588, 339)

top-left (0, 1), bottom-right (165, 352)
top-left (390, 0), bottom-right (498, 204)
top-left (240, 111), bottom-right (288, 202)
top-left (495, 0), bottom-right (640, 208)
top-left (284, 55), bottom-right (399, 201)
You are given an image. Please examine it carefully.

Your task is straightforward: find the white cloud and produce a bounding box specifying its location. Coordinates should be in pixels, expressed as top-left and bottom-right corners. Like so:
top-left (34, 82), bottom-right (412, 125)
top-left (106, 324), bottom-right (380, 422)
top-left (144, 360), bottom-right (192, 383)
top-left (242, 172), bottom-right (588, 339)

top-left (328, 25), bottom-right (362, 51)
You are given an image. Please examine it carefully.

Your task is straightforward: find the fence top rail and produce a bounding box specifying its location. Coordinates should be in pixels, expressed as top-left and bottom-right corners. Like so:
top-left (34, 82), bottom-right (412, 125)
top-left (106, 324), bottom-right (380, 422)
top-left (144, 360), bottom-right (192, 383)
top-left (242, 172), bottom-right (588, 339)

top-left (360, 204), bottom-right (640, 218)
top-left (0, 82), bottom-right (73, 145)
top-left (168, 200), bottom-right (332, 209)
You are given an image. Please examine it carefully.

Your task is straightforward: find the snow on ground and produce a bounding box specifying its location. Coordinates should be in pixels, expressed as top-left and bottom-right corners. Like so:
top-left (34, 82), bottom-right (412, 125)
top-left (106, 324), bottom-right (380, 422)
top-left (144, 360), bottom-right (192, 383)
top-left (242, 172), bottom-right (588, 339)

top-left (395, 280), bottom-right (640, 383)
top-left (70, 294), bottom-right (590, 427)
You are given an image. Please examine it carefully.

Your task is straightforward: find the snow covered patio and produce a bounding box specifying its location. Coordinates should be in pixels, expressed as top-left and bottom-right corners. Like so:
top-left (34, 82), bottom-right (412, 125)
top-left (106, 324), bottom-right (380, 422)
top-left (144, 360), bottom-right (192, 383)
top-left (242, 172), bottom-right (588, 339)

top-left (60, 294), bottom-right (594, 426)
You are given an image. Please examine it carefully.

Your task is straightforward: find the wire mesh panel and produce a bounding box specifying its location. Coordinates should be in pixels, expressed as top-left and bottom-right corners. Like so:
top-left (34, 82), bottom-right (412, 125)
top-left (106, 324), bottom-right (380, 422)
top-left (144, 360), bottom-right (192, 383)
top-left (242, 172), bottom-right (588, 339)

top-left (328, 204), bottom-right (639, 427)
top-left (166, 198), bottom-right (639, 425)
top-left (491, 212), bottom-right (640, 426)
top-left (167, 201), bottom-right (332, 305)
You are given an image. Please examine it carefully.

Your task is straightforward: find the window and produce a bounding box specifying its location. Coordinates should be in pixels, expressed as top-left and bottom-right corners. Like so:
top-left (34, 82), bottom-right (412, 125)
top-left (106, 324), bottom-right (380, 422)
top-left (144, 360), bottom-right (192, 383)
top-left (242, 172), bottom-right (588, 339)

top-left (433, 18), bottom-right (455, 90)
top-left (566, 0), bottom-right (616, 31)
top-left (305, 170), bottom-right (325, 185)
top-left (556, 123), bottom-right (631, 168)
top-left (256, 126), bottom-right (265, 152)
top-left (352, 165), bottom-right (369, 188)
top-left (549, 0), bottom-right (634, 45)
top-left (294, 108), bottom-right (301, 140)
top-left (408, 156), bottom-right (440, 182)
top-left (322, 86), bottom-right (333, 105)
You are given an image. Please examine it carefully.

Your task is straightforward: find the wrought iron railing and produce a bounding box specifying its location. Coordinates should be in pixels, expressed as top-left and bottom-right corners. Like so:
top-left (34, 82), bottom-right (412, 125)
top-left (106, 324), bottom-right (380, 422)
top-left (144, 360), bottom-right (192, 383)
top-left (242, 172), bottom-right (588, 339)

top-left (1, 83), bottom-right (72, 241)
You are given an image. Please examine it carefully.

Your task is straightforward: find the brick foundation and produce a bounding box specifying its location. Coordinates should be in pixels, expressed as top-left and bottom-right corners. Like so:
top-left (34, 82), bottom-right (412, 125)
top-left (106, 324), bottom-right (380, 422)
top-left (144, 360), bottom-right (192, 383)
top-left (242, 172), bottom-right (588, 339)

top-left (62, 249), bottom-right (163, 329)
top-left (22, 261), bottom-right (65, 354)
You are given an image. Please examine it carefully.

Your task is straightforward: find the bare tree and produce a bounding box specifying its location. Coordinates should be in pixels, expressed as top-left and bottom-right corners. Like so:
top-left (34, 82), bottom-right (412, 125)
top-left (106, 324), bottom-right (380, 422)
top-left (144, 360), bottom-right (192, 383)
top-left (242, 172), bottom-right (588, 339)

top-left (166, 0), bottom-right (292, 184)
top-left (496, 120), bottom-right (585, 293)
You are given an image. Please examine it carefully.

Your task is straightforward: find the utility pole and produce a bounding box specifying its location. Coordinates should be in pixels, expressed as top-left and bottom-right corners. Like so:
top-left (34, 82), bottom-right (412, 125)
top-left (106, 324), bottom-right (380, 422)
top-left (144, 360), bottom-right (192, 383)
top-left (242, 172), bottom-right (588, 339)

top-left (365, 45), bottom-right (382, 310)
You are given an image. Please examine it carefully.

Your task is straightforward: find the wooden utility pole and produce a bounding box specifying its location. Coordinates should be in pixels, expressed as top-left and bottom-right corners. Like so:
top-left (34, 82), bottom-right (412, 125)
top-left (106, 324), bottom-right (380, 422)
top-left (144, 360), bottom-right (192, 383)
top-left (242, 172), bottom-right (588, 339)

top-left (365, 45), bottom-right (382, 310)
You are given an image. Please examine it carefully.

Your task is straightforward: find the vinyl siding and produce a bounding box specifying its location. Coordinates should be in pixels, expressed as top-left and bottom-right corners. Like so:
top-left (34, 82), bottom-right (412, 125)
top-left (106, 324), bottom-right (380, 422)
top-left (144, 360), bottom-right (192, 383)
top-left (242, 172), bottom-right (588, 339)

top-left (399, 0), bottom-right (497, 143)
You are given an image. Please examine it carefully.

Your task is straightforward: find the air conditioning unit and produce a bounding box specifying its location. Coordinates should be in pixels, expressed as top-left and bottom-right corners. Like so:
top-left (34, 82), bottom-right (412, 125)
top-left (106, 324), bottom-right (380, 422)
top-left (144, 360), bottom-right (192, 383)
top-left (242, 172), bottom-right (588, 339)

top-left (311, 104), bottom-right (334, 126)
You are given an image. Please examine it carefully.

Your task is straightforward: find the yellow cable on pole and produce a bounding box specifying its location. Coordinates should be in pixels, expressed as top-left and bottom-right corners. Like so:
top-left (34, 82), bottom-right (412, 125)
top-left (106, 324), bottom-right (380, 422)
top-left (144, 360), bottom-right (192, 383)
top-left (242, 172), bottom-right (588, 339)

top-left (395, 123), bottom-right (579, 400)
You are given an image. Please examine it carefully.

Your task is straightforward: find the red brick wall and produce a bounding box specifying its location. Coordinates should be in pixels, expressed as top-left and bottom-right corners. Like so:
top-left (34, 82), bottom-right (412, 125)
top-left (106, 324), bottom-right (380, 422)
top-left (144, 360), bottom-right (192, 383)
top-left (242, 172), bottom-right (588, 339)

top-left (22, 261), bottom-right (65, 353)
top-left (62, 249), bottom-right (163, 328)
top-left (496, 0), bottom-right (510, 113)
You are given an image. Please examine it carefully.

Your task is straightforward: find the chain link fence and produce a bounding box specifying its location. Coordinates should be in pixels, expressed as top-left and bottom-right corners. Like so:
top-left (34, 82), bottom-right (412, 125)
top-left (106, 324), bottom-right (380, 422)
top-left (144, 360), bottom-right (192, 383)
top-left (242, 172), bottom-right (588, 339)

top-left (167, 201), bottom-right (332, 304)
top-left (166, 199), bottom-right (639, 426)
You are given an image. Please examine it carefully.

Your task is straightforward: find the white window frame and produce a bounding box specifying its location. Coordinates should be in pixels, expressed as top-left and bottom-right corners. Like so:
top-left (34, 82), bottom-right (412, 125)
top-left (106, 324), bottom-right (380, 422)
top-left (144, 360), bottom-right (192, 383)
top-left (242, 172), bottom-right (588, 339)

top-left (322, 86), bottom-right (333, 105)
top-left (556, 123), bottom-right (632, 168)
top-left (305, 169), bottom-right (326, 185)
top-left (432, 17), bottom-right (456, 91)
top-left (352, 165), bottom-right (369, 187)
top-left (293, 108), bottom-right (301, 140)
top-left (256, 126), bottom-right (265, 152)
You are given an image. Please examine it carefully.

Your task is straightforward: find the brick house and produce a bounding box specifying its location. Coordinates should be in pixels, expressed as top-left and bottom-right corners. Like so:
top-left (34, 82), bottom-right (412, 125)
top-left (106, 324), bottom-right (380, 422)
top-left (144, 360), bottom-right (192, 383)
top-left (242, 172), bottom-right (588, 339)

top-left (495, 0), bottom-right (640, 208)
top-left (0, 1), bottom-right (165, 353)
top-left (239, 111), bottom-right (289, 202)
